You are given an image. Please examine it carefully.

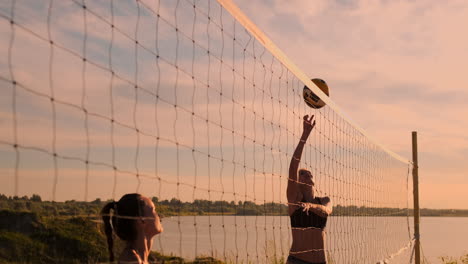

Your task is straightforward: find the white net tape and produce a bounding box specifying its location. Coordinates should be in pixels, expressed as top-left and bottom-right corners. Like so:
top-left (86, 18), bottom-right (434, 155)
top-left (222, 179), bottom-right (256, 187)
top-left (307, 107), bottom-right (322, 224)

top-left (0, 0), bottom-right (413, 263)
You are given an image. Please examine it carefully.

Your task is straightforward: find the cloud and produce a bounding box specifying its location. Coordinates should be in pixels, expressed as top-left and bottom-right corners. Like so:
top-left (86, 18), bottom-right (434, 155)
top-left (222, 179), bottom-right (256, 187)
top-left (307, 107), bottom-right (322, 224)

top-left (1, 0), bottom-right (462, 210)
top-left (232, 0), bottom-right (468, 208)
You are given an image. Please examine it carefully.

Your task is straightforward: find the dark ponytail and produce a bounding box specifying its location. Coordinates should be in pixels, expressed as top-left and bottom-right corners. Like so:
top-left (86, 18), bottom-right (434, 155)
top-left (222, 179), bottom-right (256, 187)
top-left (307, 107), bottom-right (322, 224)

top-left (101, 194), bottom-right (146, 262)
top-left (101, 201), bottom-right (116, 262)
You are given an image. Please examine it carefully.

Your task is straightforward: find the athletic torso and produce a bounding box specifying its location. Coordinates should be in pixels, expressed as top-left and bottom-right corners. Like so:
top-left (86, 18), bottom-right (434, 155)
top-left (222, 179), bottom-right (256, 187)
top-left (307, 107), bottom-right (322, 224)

top-left (289, 197), bottom-right (328, 263)
top-left (290, 198), bottom-right (328, 229)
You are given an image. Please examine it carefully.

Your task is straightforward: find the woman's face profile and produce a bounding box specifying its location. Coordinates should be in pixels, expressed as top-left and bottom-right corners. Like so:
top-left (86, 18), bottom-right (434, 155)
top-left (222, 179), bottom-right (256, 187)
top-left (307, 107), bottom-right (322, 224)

top-left (141, 197), bottom-right (164, 237)
top-left (299, 170), bottom-right (315, 201)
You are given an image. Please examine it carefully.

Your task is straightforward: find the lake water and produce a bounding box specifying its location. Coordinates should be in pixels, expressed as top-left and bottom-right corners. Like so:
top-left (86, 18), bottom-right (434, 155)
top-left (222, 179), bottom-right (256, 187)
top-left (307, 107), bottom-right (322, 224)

top-left (418, 217), bottom-right (468, 262)
top-left (151, 216), bottom-right (468, 263)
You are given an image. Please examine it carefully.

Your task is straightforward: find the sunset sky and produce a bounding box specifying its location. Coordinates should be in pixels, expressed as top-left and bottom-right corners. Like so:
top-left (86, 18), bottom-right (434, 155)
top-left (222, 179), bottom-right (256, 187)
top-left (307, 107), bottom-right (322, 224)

top-left (0, 0), bottom-right (466, 209)
top-left (231, 0), bottom-right (468, 209)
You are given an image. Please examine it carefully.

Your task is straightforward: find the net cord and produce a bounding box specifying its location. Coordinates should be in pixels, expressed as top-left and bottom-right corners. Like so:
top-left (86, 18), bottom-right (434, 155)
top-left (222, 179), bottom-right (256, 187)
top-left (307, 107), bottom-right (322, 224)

top-left (1, 0), bottom-right (414, 262)
top-left (216, 0), bottom-right (410, 165)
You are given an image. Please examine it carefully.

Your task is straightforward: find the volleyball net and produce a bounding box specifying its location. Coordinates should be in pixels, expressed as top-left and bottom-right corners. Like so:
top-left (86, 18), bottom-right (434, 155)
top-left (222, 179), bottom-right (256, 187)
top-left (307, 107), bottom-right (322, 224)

top-left (0, 0), bottom-right (414, 263)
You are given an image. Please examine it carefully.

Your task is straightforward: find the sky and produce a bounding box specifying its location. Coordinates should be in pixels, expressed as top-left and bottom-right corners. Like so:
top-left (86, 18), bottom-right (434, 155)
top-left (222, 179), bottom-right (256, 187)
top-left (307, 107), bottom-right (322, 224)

top-left (231, 0), bottom-right (468, 209)
top-left (0, 0), bottom-right (466, 209)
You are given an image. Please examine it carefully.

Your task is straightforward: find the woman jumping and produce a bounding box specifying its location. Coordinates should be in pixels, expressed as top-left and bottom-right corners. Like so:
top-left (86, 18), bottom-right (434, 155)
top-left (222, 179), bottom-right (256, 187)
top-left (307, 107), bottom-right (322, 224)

top-left (287, 115), bottom-right (333, 264)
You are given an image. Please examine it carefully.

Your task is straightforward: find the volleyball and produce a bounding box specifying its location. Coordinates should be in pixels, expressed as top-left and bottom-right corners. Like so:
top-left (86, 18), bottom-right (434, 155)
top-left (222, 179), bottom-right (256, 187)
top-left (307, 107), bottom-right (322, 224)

top-left (303, 78), bottom-right (330, 109)
top-left (0, 0), bottom-right (419, 262)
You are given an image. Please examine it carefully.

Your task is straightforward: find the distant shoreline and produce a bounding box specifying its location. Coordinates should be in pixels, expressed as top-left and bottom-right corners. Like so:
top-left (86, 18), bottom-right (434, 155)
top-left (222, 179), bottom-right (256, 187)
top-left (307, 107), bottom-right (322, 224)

top-left (2, 194), bottom-right (468, 217)
top-left (162, 214), bottom-right (468, 217)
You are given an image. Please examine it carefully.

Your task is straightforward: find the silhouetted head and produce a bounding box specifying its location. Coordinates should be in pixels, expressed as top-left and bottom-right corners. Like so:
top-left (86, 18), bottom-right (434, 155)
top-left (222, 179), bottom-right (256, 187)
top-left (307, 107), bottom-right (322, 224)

top-left (298, 169), bottom-right (315, 202)
top-left (101, 193), bottom-right (163, 261)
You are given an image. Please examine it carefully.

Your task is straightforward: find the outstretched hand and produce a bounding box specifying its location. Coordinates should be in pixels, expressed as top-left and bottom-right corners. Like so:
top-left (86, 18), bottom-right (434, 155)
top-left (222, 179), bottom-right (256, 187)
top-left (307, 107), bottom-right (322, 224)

top-left (302, 115), bottom-right (316, 136)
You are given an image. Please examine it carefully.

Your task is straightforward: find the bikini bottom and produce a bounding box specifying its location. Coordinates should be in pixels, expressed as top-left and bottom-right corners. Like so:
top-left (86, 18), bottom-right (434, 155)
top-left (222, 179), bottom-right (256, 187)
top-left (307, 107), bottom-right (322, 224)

top-left (287, 255), bottom-right (326, 264)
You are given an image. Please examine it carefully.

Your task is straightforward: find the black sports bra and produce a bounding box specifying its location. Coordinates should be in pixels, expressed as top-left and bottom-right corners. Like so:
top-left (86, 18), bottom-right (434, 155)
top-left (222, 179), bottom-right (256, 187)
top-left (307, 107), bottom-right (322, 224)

top-left (290, 198), bottom-right (327, 229)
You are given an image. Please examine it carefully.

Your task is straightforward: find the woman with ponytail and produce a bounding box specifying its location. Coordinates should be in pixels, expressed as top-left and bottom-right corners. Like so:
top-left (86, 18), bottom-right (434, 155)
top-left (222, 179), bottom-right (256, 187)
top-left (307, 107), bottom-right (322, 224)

top-left (101, 193), bottom-right (163, 263)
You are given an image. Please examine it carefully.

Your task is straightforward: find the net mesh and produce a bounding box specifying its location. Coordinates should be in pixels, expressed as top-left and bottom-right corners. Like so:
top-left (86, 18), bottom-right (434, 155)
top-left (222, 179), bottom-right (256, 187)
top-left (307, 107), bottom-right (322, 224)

top-left (0, 0), bottom-right (413, 263)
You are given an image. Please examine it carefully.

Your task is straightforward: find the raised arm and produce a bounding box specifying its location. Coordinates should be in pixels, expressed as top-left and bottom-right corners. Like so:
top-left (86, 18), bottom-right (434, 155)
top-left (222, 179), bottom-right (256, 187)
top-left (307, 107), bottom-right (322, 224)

top-left (287, 115), bottom-right (315, 203)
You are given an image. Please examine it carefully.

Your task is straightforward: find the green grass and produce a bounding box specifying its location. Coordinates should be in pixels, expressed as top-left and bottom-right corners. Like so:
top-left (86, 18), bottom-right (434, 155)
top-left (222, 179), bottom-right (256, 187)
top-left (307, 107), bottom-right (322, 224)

top-left (440, 254), bottom-right (468, 264)
top-left (0, 209), bottom-right (227, 264)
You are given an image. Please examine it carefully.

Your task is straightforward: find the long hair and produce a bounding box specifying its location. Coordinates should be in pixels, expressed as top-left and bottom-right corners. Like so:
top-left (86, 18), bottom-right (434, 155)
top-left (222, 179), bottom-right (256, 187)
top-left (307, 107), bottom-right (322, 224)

top-left (101, 193), bottom-right (146, 262)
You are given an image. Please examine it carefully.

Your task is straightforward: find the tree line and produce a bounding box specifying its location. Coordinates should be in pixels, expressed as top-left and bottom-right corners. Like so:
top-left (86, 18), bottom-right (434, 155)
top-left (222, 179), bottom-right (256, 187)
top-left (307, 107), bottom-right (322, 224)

top-left (1, 194), bottom-right (467, 217)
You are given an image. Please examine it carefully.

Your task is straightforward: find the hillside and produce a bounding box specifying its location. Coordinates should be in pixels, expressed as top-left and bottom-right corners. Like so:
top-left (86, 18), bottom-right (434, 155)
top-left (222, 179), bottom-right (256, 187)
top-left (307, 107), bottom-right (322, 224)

top-left (0, 209), bottom-right (221, 264)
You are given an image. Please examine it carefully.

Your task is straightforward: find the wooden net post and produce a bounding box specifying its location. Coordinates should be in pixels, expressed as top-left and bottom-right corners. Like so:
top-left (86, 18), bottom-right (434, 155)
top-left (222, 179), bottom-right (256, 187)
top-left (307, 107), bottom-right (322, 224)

top-left (412, 131), bottom-right (421, 264)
